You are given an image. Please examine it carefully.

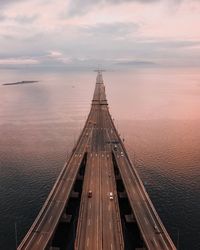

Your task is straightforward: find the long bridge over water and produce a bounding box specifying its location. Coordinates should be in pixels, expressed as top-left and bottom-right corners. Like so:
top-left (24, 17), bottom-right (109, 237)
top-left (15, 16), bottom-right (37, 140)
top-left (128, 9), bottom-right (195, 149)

top-left (18, 72), bottom-right (176, 250)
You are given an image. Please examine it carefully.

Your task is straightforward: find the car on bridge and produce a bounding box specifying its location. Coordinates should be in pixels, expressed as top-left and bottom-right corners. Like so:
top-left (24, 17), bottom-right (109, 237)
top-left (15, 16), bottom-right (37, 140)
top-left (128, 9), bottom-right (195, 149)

top-left (109, 192), bottom-right (114, 200)
top-left (88, 190), bottom-right (92, 198)
top-left (153, 225), bottom-right (161, 234)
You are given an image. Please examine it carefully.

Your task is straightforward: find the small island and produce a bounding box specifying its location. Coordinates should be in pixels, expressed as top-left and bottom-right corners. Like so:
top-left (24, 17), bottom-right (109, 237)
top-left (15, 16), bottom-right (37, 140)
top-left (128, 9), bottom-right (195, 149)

top-left (2, 80), bottom-right (38, 86)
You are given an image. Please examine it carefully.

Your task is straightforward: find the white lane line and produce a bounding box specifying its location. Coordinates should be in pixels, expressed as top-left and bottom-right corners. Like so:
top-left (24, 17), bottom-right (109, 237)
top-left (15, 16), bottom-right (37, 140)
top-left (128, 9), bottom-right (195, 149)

top-left (24, 233), bottom-right (36, 250)
top-left (138, 187), bottom-right (144, 199)
top-left (111, 243), bottom-right (113, 250)
top-left (37, 235), bottom-right (43, 245)
top-left (153, 238), bottom-right (158, 247)
top-left (109, 222), bottom-right (112, 229)
top-left (89, 203), bottom-right (92, 209)
top-left (88, 219), bottom-right (91, 226)
top-left (144, 217), bottom-right (149, 225)
top-left (96, 153), bottom-right (98, 157)
top-left (86, 237), bottom-right (89, 247)
top-left (35, 201), bottom-right (53, 231)
top-left (48, 216), bottom-right (53, 224)
top-left (160, 234), bottom-right (169, 249)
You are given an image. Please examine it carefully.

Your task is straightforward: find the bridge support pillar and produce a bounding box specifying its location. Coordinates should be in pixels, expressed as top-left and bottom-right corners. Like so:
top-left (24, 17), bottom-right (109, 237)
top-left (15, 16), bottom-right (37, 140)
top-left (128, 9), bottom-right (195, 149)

top-left (70, 190), bottom-right (79, 198)
top-left (118, 191), bottom-right (127, 198)
top-left (125, 214), bottom-right (136, 223)
top-left (76, 173), bottom-right (83, 180)
top-left (60, 213), bottom-right (72, 223)
top-left (115, 174), bottom-right (122, 180)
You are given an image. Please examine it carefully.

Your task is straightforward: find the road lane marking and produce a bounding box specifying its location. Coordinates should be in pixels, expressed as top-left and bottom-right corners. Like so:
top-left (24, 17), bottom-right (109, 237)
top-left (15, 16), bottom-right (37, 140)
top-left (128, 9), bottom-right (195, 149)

top-left (144, 217), bottom-right (149, 225)
top-left (35, 201), bottom-right (53, 231)
top-left (24, 233), bottom-right (36, 250)
top-left (48, 216), bottom-right (53, 224)
top-left (138, 187), bottom-right (144, 199)
top-left (37, 235), bottom-right (43, 245)
top-left (109, 222), bottom-right (112, 229)
top-left (86, 237), bottom-right (89, 247)
top-left (153, 238), bottom-right (158, 247)
top-left (160, 234), bottom-right (169, 249)
top-left (88, 219), bottom-right (91, 226)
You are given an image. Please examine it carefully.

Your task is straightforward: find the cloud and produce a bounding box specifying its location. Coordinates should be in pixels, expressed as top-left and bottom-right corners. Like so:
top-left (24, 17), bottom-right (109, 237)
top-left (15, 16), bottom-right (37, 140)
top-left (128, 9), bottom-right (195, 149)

top-left (82, 22), bottom-right (139, 38)
top-left (67, 0), bottom-right (159, 16)
top-left (115, 59), bottom-right (157, 67)
top-left (0, 57), bottom-right (39, 65)
top-left (0, 0), bottom-right (200, 69)
top-left (0, 0), bottom-right (26, 8)
top-left (47, 51), bottom-right (72, 64)
top-left (14, 15), bottom-right (38, 24)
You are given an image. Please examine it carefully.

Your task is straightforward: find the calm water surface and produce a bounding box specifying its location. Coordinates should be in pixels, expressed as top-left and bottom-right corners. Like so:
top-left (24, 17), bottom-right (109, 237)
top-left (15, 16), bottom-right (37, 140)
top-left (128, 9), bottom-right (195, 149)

top-left (0, 68), bottom-right (199, 249)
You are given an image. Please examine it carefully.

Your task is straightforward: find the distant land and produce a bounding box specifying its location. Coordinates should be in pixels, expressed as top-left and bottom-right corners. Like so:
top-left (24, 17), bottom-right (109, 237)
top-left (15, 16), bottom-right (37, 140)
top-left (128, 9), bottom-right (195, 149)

top-left (2, 81), bottom-right (38, 86)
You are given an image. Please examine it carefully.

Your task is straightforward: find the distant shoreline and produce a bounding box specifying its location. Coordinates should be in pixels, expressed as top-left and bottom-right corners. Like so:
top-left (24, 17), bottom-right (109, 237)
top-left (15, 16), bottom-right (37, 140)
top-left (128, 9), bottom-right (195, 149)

top-left (2, 80), bottom-right (38, 86)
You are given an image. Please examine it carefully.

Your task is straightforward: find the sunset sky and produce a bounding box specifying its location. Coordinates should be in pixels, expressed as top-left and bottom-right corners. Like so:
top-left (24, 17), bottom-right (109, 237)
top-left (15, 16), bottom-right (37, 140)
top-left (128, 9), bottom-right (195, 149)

top-left (0, 0), bottom-right (200, 69)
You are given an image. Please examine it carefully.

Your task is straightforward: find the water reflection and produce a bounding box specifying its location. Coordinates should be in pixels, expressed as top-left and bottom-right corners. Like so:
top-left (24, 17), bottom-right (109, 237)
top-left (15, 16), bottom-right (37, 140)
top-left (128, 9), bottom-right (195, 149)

top-left (0, 68), bottom-right (199, 249)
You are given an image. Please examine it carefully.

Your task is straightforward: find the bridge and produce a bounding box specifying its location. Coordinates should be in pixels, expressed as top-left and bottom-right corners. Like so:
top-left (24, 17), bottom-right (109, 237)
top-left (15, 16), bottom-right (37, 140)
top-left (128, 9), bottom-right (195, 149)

top-left (18, 71), bottom-right (176, 250)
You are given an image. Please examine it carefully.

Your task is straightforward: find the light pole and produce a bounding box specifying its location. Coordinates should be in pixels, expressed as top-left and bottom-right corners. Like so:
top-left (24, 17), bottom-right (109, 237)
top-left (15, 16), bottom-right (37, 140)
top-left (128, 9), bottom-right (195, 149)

top-left (15, 222), bottom-right (18, 249)
top-left (177, 228), bottom-right (180, 250)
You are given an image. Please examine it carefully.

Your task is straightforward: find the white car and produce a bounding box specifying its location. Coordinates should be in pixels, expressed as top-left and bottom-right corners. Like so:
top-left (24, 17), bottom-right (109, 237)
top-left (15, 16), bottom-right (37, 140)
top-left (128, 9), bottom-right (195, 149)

top-left (153, 225), bottom-right (161, 234)
top-left (109, 192), bottom-right (113, 200)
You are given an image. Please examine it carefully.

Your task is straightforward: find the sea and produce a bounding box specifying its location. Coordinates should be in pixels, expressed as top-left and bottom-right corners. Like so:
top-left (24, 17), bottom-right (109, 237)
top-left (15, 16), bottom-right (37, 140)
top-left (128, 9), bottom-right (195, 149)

top-left (0, 68), bottom-right (199, 250)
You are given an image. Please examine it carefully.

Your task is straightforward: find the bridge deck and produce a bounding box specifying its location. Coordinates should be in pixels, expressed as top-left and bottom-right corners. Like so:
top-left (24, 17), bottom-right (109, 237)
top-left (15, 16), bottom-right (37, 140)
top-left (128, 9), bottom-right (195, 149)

top-left (104, 108), bottom-right (176, 250)
top-left (75, 104), bottom-right (124, 250)
top-left (17, 108), bottom-right (95, 249)
top-left (18, 71), bottom-right (176, 250)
